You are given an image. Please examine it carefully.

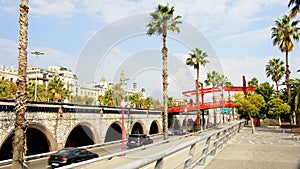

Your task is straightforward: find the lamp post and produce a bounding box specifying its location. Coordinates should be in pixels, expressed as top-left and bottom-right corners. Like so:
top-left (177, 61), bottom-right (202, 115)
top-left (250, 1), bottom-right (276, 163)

top-left (121, 100), bottom-right (126, 154)
top-left (184, 107), bottom-right (188, 135)
top-left (31, 51), bottom-right (44, 101)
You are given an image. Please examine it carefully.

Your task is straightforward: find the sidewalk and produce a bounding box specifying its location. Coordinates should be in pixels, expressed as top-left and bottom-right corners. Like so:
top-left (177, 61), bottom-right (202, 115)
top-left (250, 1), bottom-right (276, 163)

top-left (199, 126), bottom-right (300, 169)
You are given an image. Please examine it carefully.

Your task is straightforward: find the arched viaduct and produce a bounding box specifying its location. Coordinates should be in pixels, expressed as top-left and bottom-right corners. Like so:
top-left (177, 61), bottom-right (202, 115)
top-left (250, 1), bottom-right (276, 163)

top-left (0, 99), bottom-right (196, 160)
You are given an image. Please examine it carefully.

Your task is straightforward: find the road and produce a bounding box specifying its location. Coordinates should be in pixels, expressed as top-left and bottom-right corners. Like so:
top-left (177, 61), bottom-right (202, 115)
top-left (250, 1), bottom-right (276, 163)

top-left (0, 135), bottom-right (174, 169)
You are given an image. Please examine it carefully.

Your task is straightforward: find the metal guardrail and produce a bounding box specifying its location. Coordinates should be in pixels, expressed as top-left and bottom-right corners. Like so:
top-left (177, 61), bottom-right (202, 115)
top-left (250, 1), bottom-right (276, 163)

top-left (56, 120), bottom-right (245, 169)
top-left (0, 139), bottom-right (124, 167)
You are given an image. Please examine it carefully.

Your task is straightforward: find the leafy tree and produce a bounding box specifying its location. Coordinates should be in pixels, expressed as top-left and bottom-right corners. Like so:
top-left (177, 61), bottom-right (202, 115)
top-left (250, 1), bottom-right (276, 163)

top-left (255, 82), bottom-right (276, 103)
top-left (0, 79), bottom-right (17, 99)
top-left (146, 3), bottom-right (182, 140)
top-left (26, 80), bottom-right (48, 101)
top-left (142, 97), bottom-right (153, 108)
top-left (234, 93), bottom-right (265, 134)
top-left (288, 0), bottom-right (300, 18)
top-left (186, 48), bottom-right (209, 130)
top-left (255, 82), bottom-right (276, 119)
top-left (248, 77), bottom-right (259, 87)
top-left (13, 0), bottom-right (29, 168)
top-left (271, 14), bottom-right (300, 124)
top-left (267, 97), bottom-right (290, 125)
top-left (265, 58), bottom-right (285, 95)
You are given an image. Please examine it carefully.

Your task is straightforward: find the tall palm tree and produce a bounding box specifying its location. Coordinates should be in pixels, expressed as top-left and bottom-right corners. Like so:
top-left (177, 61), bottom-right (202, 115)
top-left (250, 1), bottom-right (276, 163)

top-left (13, 1), bottom-right (29, 168)
top-left (265, 58), bottom-right (285, 95)
top-left (186, 48), bottom-right (209, 130)
top-left (271, 14), bottom-right (300, 124)
top-left (146, 3), bottom-right (182, 139)
top-left (205, 71), bottom-right (221, 125)
top-left (289, 0), bottom-right (300, 18)
top-left (218, 74), bottom-right (229, 123)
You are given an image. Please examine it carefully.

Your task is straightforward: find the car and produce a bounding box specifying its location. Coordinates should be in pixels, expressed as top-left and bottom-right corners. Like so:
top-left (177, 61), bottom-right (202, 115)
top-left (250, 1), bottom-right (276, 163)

top-left (48, 147), bottom-right (98, 168)
top-left (168, 128), bottom-right (184, 135)
top-left (127, 134), bottom-right (153, 149)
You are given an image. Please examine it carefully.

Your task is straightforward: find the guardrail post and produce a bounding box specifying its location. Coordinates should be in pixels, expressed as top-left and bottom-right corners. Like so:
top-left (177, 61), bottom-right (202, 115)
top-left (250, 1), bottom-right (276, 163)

top-left (199, 136), bottom-right (211, 165)
top-left (210, 132), bottom-right (220, 156)
top-left (219, 130), bottom-right (226, 149)
top-left (154, 158), bottom-right (163, 169)
top-left (184, 143), bottom-right (196, 168)
top-left (238, 122), bottom-right (242, 133)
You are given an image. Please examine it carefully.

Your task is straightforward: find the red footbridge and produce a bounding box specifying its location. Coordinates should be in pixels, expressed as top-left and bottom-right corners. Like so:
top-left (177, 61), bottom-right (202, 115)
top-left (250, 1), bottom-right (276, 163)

top-left (168, 76), bottom-right (255, 113)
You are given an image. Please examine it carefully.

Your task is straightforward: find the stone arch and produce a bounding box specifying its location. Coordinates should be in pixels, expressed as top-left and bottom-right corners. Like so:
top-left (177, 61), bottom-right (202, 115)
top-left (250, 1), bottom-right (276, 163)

top-left (0, 122), bottom-right (56, 160)
top-left (104, 121), bottom-right (123, 142)
top-left (28, 122), bottom-right (57, 152)
top-left (65, 122), bottom-right (98, 147)
top-left (130, 120), bottom-right (146, 134)
top-left (149, 120), bottom-right (161, 135)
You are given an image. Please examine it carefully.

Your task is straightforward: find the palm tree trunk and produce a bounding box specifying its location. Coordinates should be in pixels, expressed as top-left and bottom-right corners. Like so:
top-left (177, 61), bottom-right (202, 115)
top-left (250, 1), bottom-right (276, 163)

top-left (12, 1), bottom-right (29, 168)
top-left (275, 81), bottom-right (279, 96)
top-left (162, 24), bottom-right (168, 140)
top-left (285, 51), bottom-right (294, 124)
top-left (196, 66), bottom-right (201, 130)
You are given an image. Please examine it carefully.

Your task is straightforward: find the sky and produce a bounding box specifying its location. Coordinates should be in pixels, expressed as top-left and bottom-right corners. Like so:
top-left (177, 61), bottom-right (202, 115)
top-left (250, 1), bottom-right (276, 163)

top-left (1, 0), bottom-right (300, 100)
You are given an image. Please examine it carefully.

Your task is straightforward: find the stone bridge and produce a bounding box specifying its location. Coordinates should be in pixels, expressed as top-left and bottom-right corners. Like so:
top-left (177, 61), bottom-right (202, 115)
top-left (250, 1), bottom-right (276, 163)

top-left (0, 99), bottom-right (196, 161)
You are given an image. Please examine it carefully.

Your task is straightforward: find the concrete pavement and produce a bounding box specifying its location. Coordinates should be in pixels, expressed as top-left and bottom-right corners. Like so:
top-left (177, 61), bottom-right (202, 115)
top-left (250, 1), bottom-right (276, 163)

top-left (198, 126), bottom-right (300, 169)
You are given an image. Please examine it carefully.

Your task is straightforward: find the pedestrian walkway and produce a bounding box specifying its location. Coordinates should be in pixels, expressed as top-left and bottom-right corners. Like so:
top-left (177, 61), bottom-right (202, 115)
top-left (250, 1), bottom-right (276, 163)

top-left (198, 126), bottom-right (300, 169)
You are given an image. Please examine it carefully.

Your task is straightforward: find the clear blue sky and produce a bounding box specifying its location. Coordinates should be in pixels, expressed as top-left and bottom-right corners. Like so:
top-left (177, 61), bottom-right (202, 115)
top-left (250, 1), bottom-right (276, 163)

top-left (0, 0), bottom-right (299, 99)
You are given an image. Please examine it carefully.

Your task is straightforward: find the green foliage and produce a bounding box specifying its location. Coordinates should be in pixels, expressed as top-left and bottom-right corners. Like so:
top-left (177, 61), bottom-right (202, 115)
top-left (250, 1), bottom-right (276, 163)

top-left (265, 58), bottom-right (285, 94)
top-left (255, 82), bottom-right (276, 103)
top-left (248, 77), bottom-right (259, 87)
top-left (233, 93), bottom-right (265, 119)
top-left (267, 97), bottom-right (290, 119)
top-left (146, 3), bottom-right (182, 36)
top-left (0, 79), bottom-right (17, 99)
top-left (47, 76), bottom-right (66, 101)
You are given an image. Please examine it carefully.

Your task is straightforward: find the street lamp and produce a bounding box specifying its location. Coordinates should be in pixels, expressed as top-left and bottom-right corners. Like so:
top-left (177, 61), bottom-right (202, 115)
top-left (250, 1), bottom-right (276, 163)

top-left (31, 51), bottom-right (44, 101)
top-left (121, 100), bottom-right (126, 155)
top-left (184, 107), bottom-right (188, 135)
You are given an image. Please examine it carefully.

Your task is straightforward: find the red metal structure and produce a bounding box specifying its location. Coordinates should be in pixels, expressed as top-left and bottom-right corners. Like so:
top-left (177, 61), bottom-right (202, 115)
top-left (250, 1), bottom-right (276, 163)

top-left (168, 76), bottom-right (255, 113)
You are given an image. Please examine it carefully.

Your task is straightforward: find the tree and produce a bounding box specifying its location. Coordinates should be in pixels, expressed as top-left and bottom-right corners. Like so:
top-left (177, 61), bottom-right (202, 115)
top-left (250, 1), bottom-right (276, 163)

top-left (267, 97), bottom-right (291, 125)
top-left (129, 93), bottom-right (143, 108)
top-left (265, 58), bottom-right (285, 95)
top-left (288, 0), bottom-right (300, 18)
top-left (111, 84), bottom-right (124, 107)
top-left (248, 77), bottom-right (259, 87)
top-left (26, 80), bottom-right (48, 101)
top-left (271, 14), bottom-right (300, 124)
top-left (146, 3), bottom-right (182, 140)
top-left (205, 71), bottom-right (221, 125)
top-left (218, 74), bottom-right (229, 123)
top-left (101, 89), bottom-right (114, 106)
top-left (291, 79), bottom-right (300, 121)
top-left (0, 79), bottom-right (17, 99)
top-left (234, 93), bottom-right (265, 134)
top-left (186, 48), bottom-right (209, 130)
top-left (255, 82), bottom-right (276, 119)
top-left (12, 1), bottom-right (29, 168)
top-left (47, 77), bottom-right (65, 101)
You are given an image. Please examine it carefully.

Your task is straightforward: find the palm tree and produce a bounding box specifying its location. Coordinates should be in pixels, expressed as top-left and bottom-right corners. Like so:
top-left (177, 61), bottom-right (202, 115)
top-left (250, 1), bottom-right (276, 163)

top-left (291, 79), bottom-right (300, 121)
top-left (146, 3), bottom-right (182, 139)
top-left (288, 0), bottom-right (300, 18)
top-left (111, 84), bottom-right (124, 107)
top-left (271, 14), bottom-right (300, 124)
top-left (265, 58), bottom-right (285, 95)
top-left (218, 74), bottom-right (229, 123)
top-left (205, 71), bottom-right (221, 125)
top-left (47, 77), bottom-right (65, 101)
top-left (12, 1), bottom-right (29, 168)
top-left (186, 48), bottom-right (209, 130)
